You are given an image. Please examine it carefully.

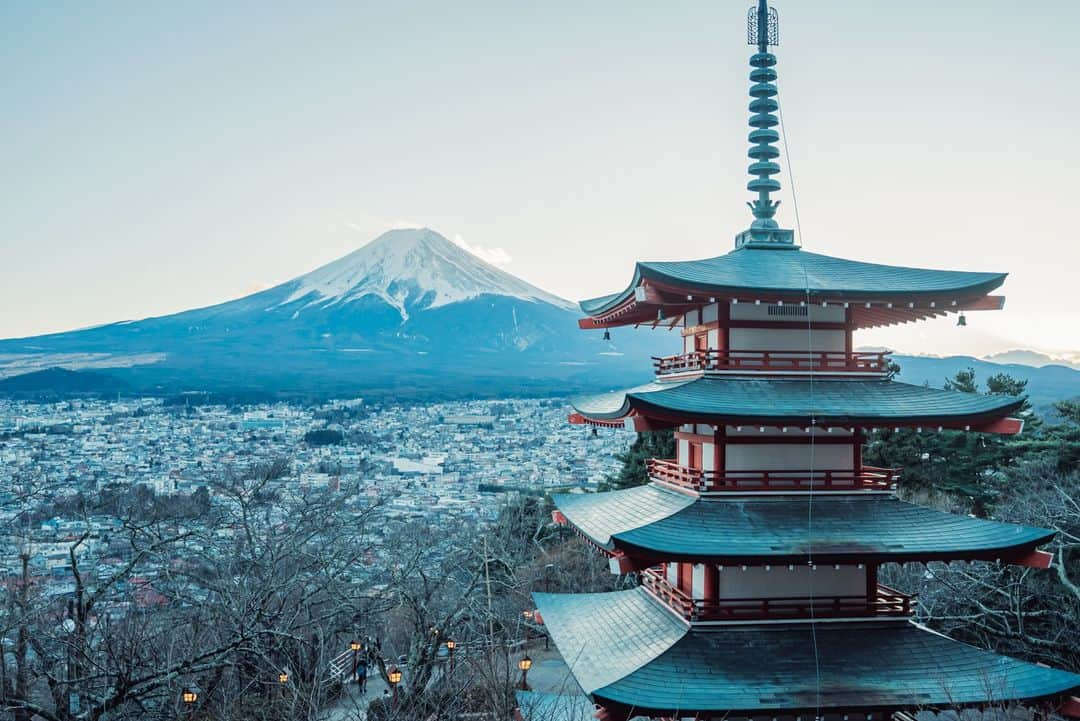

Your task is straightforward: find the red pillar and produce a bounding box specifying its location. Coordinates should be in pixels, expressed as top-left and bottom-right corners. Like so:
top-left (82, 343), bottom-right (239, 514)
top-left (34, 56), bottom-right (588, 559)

top-left (702, 564), bottom-right (719, 618)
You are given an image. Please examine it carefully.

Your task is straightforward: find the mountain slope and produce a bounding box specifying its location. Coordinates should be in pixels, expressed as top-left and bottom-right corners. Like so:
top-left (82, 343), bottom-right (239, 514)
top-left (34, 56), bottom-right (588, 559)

top-left (276, 228), bottom-right (573, 320)
top-left (0, 229), bottom-right (672, 395)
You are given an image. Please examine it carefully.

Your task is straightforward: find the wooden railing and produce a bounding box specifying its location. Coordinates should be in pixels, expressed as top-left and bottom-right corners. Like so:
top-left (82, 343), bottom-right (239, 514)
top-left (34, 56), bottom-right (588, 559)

top-left (640, 569), bottom-right (914, 623)
top-left (653, 349), bottom-right (890, 375)
top-left (646, 458), bottom-right (898, 493)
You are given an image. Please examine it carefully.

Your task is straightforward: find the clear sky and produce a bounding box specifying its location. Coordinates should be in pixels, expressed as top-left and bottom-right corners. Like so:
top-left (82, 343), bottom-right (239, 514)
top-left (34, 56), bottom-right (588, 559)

top-left (2, 1), bottom-right (1078, 359)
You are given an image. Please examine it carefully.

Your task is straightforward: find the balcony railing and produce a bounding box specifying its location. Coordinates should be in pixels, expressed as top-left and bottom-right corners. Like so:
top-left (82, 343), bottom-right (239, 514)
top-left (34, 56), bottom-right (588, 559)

top-left (640, 569), bottom-right (914, 623)
top-left (653, 349), bottom-right (890, 376)
top-left (646, 458), bottom-right (898, 493)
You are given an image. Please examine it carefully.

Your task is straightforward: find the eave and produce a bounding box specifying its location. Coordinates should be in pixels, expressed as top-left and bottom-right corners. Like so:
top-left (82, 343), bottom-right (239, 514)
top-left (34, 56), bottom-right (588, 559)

top-left (569, 377), bottom-right (1026, 434)
top-left (533, 588), bottom-right (1080, 718)
top-left (552, 485), bottom-right (1057, 566)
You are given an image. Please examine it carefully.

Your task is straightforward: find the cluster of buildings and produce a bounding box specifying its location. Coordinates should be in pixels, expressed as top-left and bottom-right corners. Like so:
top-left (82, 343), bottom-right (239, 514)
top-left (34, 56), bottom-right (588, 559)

top-left (0, 395), bottom-right (627, 603)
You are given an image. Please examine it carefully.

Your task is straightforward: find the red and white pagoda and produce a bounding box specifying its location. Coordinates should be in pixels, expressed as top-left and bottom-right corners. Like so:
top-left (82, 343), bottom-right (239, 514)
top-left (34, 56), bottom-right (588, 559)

top-left (531, 3), bottom-right (1080, 720)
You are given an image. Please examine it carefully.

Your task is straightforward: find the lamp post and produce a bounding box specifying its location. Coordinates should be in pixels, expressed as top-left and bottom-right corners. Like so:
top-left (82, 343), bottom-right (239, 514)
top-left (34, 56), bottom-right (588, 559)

top-left (349, 640), bottom-right (362, 683)
top-left (277, 670), bottom-right (289, 700)
top-left (517, 655), bottom-right (532, 690)
top-left (445, 639), bottom-right (456, 673)
top-left (180, 686), bottom-right (199, 719)
top-left (387, 665), bottom-right (402, 707)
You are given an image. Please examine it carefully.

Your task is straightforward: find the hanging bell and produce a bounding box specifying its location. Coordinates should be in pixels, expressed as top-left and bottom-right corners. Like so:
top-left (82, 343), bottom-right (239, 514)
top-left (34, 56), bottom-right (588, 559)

top-left (602, 329), bottom-right (611, 341)
top-left (957, 313), bottom-right (967, 327)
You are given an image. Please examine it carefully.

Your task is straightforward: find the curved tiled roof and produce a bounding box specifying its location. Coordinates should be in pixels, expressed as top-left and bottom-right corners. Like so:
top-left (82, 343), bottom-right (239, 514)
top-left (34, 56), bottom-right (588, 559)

top-left (571, 377), bottom-right (1023, 426)
top-left (533, 588), bottom-right (1080, 716)
top-left (580, 247), bottom-right (1006, 316)
top-left (555, 487), bottom-right (1055, 563)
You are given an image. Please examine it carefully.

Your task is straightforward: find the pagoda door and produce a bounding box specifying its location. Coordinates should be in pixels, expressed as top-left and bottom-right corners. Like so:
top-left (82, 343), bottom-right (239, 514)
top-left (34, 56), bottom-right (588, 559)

top-left (689, 442), bottom-right (703, 470)
top-left (694, 332), bottom-right (709, 368)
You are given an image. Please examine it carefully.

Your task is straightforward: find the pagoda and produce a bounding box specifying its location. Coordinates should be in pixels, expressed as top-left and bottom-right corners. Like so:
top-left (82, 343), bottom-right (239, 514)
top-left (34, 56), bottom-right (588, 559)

top-left (532, 4), bottom-right (1080, 720)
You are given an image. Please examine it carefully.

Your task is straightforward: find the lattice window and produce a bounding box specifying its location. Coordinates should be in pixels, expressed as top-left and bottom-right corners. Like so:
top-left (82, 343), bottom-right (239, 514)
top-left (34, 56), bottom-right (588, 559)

top-left (766, 304), bottom-right (807, 317)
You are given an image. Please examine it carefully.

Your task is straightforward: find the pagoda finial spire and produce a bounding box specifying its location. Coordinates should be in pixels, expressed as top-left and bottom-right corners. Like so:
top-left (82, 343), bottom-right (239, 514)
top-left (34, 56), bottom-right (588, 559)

top-left (736, 0), bottom-right (796, 249)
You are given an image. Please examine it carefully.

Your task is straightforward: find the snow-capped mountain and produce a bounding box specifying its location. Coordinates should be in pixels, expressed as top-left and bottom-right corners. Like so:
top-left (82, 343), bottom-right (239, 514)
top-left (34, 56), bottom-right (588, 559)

top-left (0, 229), bottom-right (670, 395)
top-left (279, 228), bottom-right (574, 321)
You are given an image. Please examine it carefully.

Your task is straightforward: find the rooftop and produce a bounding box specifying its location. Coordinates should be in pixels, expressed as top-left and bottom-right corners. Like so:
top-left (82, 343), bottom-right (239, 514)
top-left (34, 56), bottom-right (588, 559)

top-left (554, 484), bottom-right (1054, 564)
top-left (533, 588), bottom-right (1080, 717)
top-left (579, 247), bottom-right (1006, 329)
top-left (571, 376), bottom-right (1023, 431)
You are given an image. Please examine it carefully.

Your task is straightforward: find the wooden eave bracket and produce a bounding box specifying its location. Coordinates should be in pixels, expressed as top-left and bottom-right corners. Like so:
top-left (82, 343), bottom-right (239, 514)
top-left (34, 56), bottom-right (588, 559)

top-left (608, 551), bottom-right (650, 575)
top-left (1060, 696), bottom-right (1080, 718)
top-left (593, 706), bottom-right (630, 721)
top-left (973, 417), bottom-right (1025, 435)
top-left (551, 510), bottom-right (568, 526)
top-left (959, 294), bottom-right (1006, 311)
top-left (568, 413), bottom-right (628, 429)
top-left (1013, 549), bottom-right (1054, 569)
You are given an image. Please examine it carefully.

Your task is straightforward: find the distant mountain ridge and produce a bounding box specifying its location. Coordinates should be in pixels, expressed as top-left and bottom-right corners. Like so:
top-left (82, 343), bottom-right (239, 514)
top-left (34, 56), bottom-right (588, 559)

top-left (893, 354), bottom-right (1080, 413)
top-left (982, 349), bottom-right (1080, 371)
top-left (0, 229), bottom-right (673, 397)
top-left (2, 229), bottom-right (1078, 403)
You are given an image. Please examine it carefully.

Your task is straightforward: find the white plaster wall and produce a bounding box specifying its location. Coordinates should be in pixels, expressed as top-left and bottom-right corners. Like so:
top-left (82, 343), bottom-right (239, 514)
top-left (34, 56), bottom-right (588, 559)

top-left (667, 562), bottom-right (679, 586)
top-left (702, 303), bottom-right (720, 324)
top-left (729, 328), bottom-right (846, 353)
top-left (708, 328), bottom-right (720, 348)
top-left (692, 564), bottom-right (705, 598)
top-left (717, 565), bottom-right (865, 600)
top-left (685, 309), bottom-right (700, 327)
top-left (701, 443), bottom-right (715, 472)
top-left (725, 444), bottom-right (852, 471)
top-left (677, 439), bottom-right (689, 465)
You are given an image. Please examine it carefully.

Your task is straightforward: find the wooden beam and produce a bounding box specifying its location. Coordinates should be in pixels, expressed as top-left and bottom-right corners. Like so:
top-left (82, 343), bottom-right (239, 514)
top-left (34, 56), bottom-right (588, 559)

top-left (973, 417), bottom-right (1024, 435)
top-left (1013, 549), bottom-right (1054, 569)
top-left (960, 294), bottom-right (1006, 311)
top-left (1059, 696), bottom-right (1080, 719)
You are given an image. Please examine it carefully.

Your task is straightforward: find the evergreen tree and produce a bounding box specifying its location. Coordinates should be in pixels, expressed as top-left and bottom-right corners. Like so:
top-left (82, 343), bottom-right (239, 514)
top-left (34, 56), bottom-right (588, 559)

top-left (865, 367), bottom-right (1038, 516)
top-left (599, 430), bottom-right (675, 491)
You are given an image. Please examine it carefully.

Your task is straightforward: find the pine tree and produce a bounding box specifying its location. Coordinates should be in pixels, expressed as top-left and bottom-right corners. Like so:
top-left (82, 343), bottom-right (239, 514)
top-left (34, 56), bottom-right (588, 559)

top-left (599, 430), bottom-right (675, 491)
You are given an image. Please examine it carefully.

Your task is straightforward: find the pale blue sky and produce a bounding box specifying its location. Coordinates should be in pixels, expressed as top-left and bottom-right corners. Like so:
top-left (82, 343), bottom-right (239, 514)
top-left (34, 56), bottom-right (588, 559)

top-left (2, 1), bottom-right (1078, 359)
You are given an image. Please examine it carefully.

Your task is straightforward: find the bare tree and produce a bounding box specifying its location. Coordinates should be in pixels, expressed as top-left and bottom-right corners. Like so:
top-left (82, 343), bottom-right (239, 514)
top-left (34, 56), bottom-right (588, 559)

top-left (884, 459), bottom-right (1080, 671)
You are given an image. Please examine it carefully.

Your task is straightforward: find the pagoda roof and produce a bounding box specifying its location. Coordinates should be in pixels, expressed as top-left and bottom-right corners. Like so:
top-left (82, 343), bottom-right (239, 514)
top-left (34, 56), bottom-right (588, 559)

top-left (555, 484), bottom-right (1054, 564)
top-left (533, 588), bottom-right (1080, 716)
top-left (579, 247), bottom-right (1006, 325)
top-left (571, 376), bottom-right (1023, 430)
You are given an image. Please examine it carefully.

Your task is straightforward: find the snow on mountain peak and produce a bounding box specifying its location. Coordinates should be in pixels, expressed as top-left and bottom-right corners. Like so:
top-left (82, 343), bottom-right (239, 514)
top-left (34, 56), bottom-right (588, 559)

top-left (279, 228), bottom-right (574, 320)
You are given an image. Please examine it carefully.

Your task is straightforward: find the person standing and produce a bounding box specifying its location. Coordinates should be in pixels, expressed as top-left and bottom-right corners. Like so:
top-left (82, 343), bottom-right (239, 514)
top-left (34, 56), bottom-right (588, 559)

top-left (356, 657), bottom-right (368, 694)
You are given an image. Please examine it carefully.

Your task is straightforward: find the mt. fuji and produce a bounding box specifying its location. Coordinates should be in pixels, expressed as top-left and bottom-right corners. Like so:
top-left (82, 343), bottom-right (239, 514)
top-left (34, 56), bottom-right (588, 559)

top-left (0, 229), bottom-right (670, 396)
top-left (279, 229), bottom-right (574, 321)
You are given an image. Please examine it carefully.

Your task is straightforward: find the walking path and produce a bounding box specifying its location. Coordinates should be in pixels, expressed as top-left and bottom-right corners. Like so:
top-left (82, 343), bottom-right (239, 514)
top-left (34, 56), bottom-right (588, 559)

top-left (320, 671), bottom-right (388, 721)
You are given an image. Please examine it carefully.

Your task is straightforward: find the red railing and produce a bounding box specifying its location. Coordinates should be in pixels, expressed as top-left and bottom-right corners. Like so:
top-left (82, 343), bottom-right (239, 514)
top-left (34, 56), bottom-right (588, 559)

top-left (640, 569), bottom-right (914, 623)
top-left (653, 349), bottom-right (890, 375)
top-left (646, 458), bottom-right (898, 493)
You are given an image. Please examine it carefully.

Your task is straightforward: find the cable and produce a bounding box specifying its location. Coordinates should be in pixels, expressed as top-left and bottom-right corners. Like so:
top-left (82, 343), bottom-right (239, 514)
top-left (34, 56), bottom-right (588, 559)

top-left (777, 84), bottom-right (823, 721)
